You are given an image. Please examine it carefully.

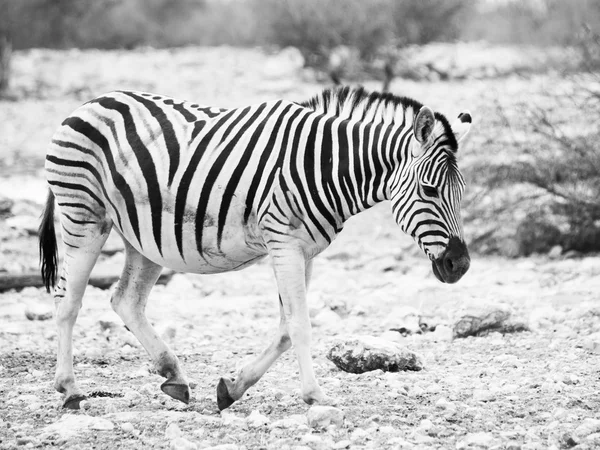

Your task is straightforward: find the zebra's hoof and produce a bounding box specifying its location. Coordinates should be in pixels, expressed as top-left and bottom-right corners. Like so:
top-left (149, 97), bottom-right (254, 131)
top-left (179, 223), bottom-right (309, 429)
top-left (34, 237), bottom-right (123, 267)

top-left (217, 377), bottom-right (236, 411)
top-left (161, 381), bottom-right (191, 404)
top-left (63, 394), bottom-right (87, 410)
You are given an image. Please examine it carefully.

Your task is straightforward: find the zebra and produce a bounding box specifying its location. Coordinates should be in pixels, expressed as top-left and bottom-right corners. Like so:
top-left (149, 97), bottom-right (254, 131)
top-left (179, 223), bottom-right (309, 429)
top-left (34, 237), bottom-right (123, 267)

top-left (39, 86), bottom-right (472, 410)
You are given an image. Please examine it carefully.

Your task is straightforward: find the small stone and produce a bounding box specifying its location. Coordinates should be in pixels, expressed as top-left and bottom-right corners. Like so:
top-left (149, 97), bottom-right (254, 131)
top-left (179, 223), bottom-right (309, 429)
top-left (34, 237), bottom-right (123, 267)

top-left (407, 385), bottom-right (425, 398)
top-left (332, 439), bottom-right (351, 449)
top-left (270, 414), bottom-right (307, 429)
top-left (574, 418), bottom-right (600, 441)
top-left (452, 304), bottom-right (514, 338)
top-left (165, 422), bottom-right (182, 439)
top-left (170, 437), bottom-right (197, 450)
top-left (121, 423), bottom-right (135, 433)
top-left (548, 245), bottom-right (562, 259)
top-left (456, 432), bottom-right (497, 449)
top-left (123, 389), bottom-right (143, 406)
top-left (300, 434), bottom-right (331, 450)
top-left (307, 405), bottom-right (344, 429)
top-left (350, 428), bottom-right (370, 442)
top-left (472, 389), bottom-right (496, 402)
top-left (98, 311), bottom-right (122, 333)
top-left (90, 418), bottom-right (114, 431)
top-left (24, 304), bottom-right (53, 321)
top-left (431, 324), bottom-right (453, 342)
top-left (311, 308), bottom-right (342, 328)
top-left (220, 411), bottom-right (247, 429)
top-left (246, 410), bottom-right (270, 428)
top-left (326, 335), bottom-right (423, 374)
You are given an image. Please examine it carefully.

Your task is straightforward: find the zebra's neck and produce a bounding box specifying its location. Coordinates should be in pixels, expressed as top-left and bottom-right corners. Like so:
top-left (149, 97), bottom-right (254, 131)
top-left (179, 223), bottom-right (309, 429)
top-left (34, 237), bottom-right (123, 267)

top-left (311, 114), bottom-right (409, 223)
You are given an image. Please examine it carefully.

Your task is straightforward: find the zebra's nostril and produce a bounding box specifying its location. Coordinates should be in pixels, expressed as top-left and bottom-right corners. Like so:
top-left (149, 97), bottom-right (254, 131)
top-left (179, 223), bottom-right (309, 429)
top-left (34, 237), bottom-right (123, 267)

top-left (445, 256), bottom-right (454, 272)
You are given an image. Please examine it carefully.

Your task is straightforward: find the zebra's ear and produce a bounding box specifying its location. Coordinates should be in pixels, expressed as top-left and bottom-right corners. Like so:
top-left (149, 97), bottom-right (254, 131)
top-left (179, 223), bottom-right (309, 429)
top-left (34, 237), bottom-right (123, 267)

top-left (413, 106), bottom-right (435, 145)
top-left (452, 110), bottom-right (472, 143)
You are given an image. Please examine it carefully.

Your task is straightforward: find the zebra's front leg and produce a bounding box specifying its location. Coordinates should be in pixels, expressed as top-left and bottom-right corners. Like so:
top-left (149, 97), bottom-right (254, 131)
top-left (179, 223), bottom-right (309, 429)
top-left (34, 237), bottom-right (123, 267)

top-left (110, 241), bottom-right (190, 404)
top-left (272, 252), bottom-right (329, 405)
top-left (217, 298), bottom-right (291, 410)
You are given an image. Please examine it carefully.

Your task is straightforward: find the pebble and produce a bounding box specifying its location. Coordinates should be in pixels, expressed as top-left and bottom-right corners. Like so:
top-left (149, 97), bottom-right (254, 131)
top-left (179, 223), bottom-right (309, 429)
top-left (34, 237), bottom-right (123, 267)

top-left (170, 437), bottom-right (197, 450)
top-left (165, 422), bottom-right (183, 439)
top-left (350, 428), bottom-right (370, 442)
top-left (573, 418), bottom-right (600, 442)
top-left (123, 389), bottom-right (144, 407)
top-left (246, 410), bottom-right (270, 428)
top-left (270, 414), bottom-right (307, 429)
top-left (456, 431), bottom-right (497, 449)
top-left (332, 439), bottom-right (351, 449)
top-left (24, 304), bottom-right (53, 321)
top-left (220, 412), bottom-right (248, 429)
top-left (472, 389), bottom-right (496, 402)
top-left (306, 405), bottom-right (344, 429)
top-left (121, 422), bottom-right (135, 433)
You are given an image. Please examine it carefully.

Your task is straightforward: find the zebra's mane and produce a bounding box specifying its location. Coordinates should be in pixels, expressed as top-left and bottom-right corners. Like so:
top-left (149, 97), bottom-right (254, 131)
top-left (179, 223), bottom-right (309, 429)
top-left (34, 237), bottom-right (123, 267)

top-left (301, 86), bottom-right (458, 151)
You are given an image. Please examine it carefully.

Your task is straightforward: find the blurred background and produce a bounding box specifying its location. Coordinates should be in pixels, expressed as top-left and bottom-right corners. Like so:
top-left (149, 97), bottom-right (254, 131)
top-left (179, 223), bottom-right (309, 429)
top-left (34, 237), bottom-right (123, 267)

top-left (0, 0), bottom-right (599, 274)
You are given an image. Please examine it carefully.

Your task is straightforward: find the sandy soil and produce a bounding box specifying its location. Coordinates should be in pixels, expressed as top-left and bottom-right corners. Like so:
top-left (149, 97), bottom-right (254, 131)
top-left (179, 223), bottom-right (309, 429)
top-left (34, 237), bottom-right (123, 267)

top-left (1, 46), bottom-right (599, 450)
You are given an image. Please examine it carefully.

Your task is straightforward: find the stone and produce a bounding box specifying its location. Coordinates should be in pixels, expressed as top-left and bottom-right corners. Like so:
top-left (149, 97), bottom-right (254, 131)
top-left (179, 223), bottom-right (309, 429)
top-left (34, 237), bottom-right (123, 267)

top-left (311, 308), bottom-right (342, 328)
top-left (326, 335), bottom-right (423, 374)
top-left (121, 423), bottom-right (135, 433)
top-left (453, 304), bottom-right (520, 338)
top-left (306, 405), bottom-right (344, 429)
top-left (165, 422), bottom-right (183, 439)
top-left (247, 410), bottom-right (270, 428)
top-left (270, 414), bottom-right (307, 430)
top-left (42, 415), bottom-right (114, 439)
top-left (170, 437), bottom-right (198, 450)
top-left (472, 389), bottom-right (496, 402)
top-left (573, 418), bottom-right (600, 442)
top-left (24, 304), bottom-right (53, 321)
top-left (456, 432), bottom-right (498, 449)
top-left (332, 439), bottom-right (351, 449)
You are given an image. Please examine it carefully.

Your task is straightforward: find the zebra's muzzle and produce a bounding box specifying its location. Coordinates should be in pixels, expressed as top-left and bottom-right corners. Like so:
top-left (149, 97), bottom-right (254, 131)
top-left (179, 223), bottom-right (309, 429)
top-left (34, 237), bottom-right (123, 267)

top-left (431, 236), bottom-right (470, 284)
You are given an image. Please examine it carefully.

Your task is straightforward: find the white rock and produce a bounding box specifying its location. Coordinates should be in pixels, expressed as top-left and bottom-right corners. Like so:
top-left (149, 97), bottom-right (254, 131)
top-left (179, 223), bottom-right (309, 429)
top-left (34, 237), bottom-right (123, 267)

top-left (307, 405), bottom-right (344, 429)
top-left (574, 418), bottom-right (600, 441)
top-left (202, 444), bottom-right (239, 450)
top-left (332, 439), bottom-right (351, 449)
top-left (431, 324), bottom-right (453, 342)
top-left (123, 389), bottom-right (144, 406)
top-left (170, 437), bottom-right (197, 450)
top-left (456, 432), bottom-right (497, 449)
top-left (24, 304), bottom-right (53, 321)
top-left (311, 308), bottom-right (342, 328)
top-left (407, 385), bottom-right (425, 398)
top-left (220, 411), bottom-right (247, 429)
top-left (121, 422), bottom-right (135, 433)
top-left (165, 422), bottom-right (183, 439)
top-left (247, 410), bottom-right (270, 428)
top-left (270, 414), bottom-right (307, 429)
top-left (472, 389), bottom-right (496, 402)
top-left (350, 427), bottom-right (370, 442)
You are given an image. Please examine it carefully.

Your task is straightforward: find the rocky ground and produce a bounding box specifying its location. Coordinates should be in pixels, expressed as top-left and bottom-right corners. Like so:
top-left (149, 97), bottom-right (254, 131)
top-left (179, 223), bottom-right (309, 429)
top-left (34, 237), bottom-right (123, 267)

top-left (1, 45), bottom-right (599, 449)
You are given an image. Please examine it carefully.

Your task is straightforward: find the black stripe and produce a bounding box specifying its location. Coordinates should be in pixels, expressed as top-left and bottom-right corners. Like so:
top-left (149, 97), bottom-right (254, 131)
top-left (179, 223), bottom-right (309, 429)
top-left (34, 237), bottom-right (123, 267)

top-left (195, 105), bottom-right (261, 254)
top-left (320, 116), bottom-right (344, 217)
top-left (336, 120), bottom-right (358, 215)
top-left (49, 180), bottom-right (105, 210)
top-left (174, 108), bottom-right (240, 259)
top-left (162, 99), bottom-right (197, 123)
top-left (243, 103), bottom-right (292, 224)
top-left (217, 102), bottom-right (279, 247)
top-left (256, 108), bottom-right (303, 214)
top-left (62, 116), bottom-right (140, 245)
top-left (95, 96), bottom-right (164, 256)
top-left (124, 92), bottom-right (180, 187)
top-left (48, 146), bottom-right (123, 229)
top-left (57, 202), bottom-right (99, 216)
top-left (301, 115), bottom-right (337, 241)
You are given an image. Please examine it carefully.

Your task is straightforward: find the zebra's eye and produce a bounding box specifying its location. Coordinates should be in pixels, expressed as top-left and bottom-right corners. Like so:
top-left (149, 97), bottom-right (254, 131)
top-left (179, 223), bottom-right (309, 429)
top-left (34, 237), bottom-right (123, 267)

top-left (422, 185), bottom-right (439, 198)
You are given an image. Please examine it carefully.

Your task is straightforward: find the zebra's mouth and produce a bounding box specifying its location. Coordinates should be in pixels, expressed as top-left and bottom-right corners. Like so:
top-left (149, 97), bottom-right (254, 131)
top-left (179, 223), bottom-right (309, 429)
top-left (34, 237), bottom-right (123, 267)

top-left (431, 237), bottom-right (470, 284)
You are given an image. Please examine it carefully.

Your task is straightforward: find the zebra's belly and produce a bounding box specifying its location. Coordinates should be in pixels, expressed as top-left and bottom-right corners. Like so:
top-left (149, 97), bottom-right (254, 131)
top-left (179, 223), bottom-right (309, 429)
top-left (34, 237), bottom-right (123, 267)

top-left (116, 207), bottom-right (269, 275)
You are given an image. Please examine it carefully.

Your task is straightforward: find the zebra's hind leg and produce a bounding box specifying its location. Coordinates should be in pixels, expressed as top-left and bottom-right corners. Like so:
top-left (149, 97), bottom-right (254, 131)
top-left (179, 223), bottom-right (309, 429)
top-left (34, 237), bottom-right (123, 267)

top-left (110, 239), bottom-right (190, 404)
top-left (54, 218), bottom-right (112, 409)
top-left (217, 298), bottom-right (291, 410)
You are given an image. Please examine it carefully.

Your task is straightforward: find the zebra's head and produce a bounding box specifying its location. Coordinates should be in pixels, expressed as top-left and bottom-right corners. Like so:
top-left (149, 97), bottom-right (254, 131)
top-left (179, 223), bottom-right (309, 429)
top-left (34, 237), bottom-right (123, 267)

top-left (390, 106), bottom-right (472, 284)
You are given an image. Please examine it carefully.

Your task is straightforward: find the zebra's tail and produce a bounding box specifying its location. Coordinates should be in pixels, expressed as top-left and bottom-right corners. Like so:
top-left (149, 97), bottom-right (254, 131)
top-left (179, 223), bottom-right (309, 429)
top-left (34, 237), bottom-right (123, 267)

top-left (39, 189), bottom-right (58, 293)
